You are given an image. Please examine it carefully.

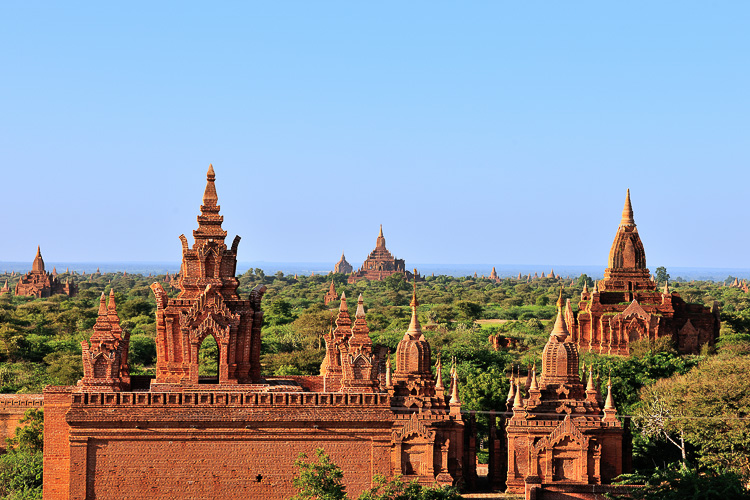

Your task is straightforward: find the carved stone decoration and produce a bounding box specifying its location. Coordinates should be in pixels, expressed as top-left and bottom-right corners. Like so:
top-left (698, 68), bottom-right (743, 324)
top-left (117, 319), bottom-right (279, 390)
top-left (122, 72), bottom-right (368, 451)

top-left (151, 165), bottom-right (264, 387)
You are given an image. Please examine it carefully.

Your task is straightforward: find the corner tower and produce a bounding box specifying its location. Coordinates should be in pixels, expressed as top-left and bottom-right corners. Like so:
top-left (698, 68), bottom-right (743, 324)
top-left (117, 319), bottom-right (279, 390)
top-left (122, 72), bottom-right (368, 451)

top-left (151, 165), bottom-right (266, 387)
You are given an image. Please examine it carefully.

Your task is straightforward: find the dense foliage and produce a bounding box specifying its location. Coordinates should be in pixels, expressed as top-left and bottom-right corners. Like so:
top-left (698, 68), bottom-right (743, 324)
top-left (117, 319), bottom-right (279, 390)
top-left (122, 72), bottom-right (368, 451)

top-left (0, 409), bottom-right (44, 500)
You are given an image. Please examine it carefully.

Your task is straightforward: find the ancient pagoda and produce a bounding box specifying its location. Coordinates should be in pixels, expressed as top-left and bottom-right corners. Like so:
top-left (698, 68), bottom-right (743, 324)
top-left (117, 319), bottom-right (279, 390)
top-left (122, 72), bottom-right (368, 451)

top-left (348, 225), bottom-right (416, 283)
top-left (15, 246), bottom-right (76, 298)
top-left (150, 165), bottom-right (266, 386)
top-left (334, 251), bottom-right (353, 274)
top-left (79, 290), bottom-right (130, 391)
top-left (570, 190), bottom-right (719, 355)
top-left (505, 291), bottom-right (625, 493)
top-left (323, 280), bottom-right (338, 305)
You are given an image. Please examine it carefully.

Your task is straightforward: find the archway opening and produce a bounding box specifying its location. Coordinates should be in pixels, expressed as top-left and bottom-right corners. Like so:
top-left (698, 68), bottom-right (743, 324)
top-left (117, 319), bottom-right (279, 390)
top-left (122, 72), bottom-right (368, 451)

top-left (198, 335), bottom-right (219, 384)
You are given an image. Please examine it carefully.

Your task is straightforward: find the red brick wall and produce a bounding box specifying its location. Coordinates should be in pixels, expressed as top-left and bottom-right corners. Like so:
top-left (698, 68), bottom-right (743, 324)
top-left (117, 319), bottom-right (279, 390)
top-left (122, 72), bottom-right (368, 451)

top-left (45, 391), bottom-right (395, 500)
top-left (43, 387), bottom-right (73, 500)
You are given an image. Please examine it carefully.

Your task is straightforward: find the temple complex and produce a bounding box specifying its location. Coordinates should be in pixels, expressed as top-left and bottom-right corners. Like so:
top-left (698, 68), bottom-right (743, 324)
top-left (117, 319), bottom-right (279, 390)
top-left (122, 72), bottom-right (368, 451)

top-left (15, 247), bottom-right (76, 298)
top-left (570, 190), bottom-right (719, 355)
top-left (334, 252), bottom-right (353, 274)
top-left (348, 225), bottom-right (417, 283)
top-left (43, 166), bottom-right (465, 500)
top-left (505, 291), bottom-right (626, 494)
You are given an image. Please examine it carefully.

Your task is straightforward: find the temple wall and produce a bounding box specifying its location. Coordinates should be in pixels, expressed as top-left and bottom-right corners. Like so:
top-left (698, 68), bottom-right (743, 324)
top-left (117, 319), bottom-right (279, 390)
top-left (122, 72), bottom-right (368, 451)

top-left (44, 390), bottom-right (394, 500)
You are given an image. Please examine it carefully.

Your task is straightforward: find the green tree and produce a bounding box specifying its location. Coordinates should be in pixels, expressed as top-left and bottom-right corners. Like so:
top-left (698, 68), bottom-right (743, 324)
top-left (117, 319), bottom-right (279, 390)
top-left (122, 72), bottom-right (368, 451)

top-left (0, 408), bottom-right (44, 499)
top-left (291, 448), bottom-right (347, 500)
top-left (612, 464), bottom-right (750, 500)
top-left (454, 301), bottom-right (482, 321)
top-left (654, 267), bottom-right (670, 284)
top-left (635, 355), bottom-right (750, 479)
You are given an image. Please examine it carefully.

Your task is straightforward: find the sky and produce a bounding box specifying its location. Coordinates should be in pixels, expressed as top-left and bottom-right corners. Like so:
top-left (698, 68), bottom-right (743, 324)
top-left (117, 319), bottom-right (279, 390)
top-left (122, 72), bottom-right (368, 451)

top-left (1, 2), bottom-right (748, 269)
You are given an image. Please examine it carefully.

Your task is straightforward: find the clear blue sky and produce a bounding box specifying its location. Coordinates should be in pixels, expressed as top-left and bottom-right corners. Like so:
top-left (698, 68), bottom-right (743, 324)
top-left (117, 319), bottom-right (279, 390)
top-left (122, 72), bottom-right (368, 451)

top-left (1, 2), bottom-right (748, 268)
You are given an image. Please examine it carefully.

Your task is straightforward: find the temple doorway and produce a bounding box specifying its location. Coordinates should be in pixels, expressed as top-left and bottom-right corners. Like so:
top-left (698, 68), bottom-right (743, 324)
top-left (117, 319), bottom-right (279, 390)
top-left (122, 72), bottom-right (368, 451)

top-left (198, 335), bottom-right (219, 384)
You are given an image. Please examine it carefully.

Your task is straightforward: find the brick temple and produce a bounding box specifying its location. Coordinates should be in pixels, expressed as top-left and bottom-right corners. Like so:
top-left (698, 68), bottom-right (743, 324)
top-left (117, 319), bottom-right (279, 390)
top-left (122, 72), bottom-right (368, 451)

top-left (15, 247), bottom-right (76, 298)
top-left (504, 291), bottom-right (626, 496)
top-left (348, 225), bottom-right (417, 283)
top-left (334, 251), bottom-right (353, 274)
top-left (570, 190), bottom-right (720, 355)
top-left (43, 166), bottom-right (466, 500)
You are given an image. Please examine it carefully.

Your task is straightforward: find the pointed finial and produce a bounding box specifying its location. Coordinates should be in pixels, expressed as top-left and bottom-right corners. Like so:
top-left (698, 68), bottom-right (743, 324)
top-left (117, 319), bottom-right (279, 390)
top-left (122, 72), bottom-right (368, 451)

top-left (435, 357), bottom-right (444, 389)
top-left (550, 299), bottom-right (569, 341)
top-left (407, 281), bottom-right (422, 337)
top-left (108, 288), bottom-right (117, 311)
top-left (97, 292), bottom-right (107, 315)
top-left (586, 368), bottom-right (596, 391)
top-left (593, 280), bottom-right (599, 293)
top-left (379, 224), bottom-right (383, 238)
top-left (513, 381), bottom-right (523, 409)
top-left (450, 371), bottom-right (461, 405)
top-left (663, 280), bottom-right (670, 295)
top-left (356, 293), bottom-right (365, 318)
top-left (506, 373), bottom-right (516, 402)
top-left (604, 377), bottom-right (615, 410)
top-left (339, 292), bottom-right (347, 312)
top-left (530, 364), bottom-right (538, 391)
top-left (582, 281), bottom-right (589, 294)
top-left (202, 164), bottom-right (218, 207)
top-left (621, 188), bottom-right (635, 226)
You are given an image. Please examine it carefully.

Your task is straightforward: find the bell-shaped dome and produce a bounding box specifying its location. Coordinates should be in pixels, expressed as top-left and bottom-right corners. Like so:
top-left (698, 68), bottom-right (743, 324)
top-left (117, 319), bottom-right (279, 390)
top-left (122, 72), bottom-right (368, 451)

top-left (540, 292), bottom-right (580, 386)
top-left (395, 287), bottom-right (431, 377)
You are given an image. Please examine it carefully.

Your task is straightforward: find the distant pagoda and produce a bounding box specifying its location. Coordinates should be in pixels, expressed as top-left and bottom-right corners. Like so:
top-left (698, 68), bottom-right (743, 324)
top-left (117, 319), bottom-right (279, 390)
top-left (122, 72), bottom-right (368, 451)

top-left (15, 246), bottom-right (76, 298)
top-left (348, 225), bottom-right (416, 283)
top-left (334, 251), bottom-right (353, 274)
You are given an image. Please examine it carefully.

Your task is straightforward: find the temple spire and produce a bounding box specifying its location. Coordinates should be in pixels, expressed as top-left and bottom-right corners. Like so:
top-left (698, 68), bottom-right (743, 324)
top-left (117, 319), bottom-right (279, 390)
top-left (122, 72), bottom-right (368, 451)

top-left (604, 377), bottom-right (615, 410)
top-left (406, 277), bottom-right (422, 337)
top-left (513, 381), bottom-right (523, 409)
top-left (529, 364), bottom-right (539, 391)
top-left (506, 373), bottom-right (516, 402)
top-left (550, 289), bottom-right (569, 340)
top-left (450, 370), bottom-right (460, 404)
top-left (97, 292), bottom-right (107, 316)
top-left (202, 164), bottom-right (218, 207)
top-left (620, 188), bottom-right (635, 227)
top-left (355, 293), bottom-right (365, 318)
top-left (32, 246), bottom-right (45, 273)
top-left (376, 224), bottom-right (386, 248)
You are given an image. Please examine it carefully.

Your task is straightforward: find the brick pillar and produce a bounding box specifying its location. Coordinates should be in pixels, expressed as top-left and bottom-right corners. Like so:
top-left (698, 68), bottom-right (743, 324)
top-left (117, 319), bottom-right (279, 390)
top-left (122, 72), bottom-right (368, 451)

top-left (43, 387), bottom-right (73, 500)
